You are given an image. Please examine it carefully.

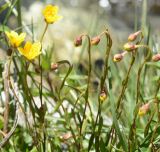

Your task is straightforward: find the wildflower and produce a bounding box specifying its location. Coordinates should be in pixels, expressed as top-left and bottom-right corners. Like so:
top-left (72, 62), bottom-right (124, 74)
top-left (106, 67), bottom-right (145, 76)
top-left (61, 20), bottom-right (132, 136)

top-left (113, 53), bottom-right (123, 62)
top-left (60, 133), bottom-right (72, 140)
top-left (128, 31), bottom-right (141, 41)
top-left (113, 51), bottom-right (127, 62)
top-left (138, 103), bottom-right (150, 116)
top-left (18, 41), bottom-right (41, 60)
top-left (152, 54), bottom-right (160, 62)
top-left (91, 36), bottom-right (100, 45)
top-left (5, 31), bottom-right (26, 48)
top-left (74, 36), bottom-right (82, 47)
top-left (123, 43), bottom-right (136, 52)
top-left (99, 90), bottom-right (107, 102)
top-left (43, 5), bottom-right (62, 24)
top-left (51, 63), bottom-right (58, 70)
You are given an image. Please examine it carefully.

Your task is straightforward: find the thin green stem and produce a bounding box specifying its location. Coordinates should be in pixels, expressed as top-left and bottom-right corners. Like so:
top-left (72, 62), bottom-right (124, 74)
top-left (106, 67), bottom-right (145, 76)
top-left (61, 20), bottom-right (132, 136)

top-left (79, 34), bottom-right (91, 151)
top-left (39, 23), bottom-right (48, 107)
top-left (128, 45), bottom-right (151, 151)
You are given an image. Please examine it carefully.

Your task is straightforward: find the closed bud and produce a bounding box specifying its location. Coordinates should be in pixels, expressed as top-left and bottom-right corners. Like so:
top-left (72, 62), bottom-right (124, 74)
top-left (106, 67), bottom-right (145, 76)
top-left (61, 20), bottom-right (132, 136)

top-left (60, 133), bottom-right (72, 140)
top-left (51, 63), bottom-right (58, 70)
top-left (74, 36), bottom-right (82, 47)
top-left (113, 53), bottom-right (123, 62)
top-left (152, 54), bottom-right (160, 62)
top-left (91, 36), bottom-right (100, 45)
top-left (99, 90), bottom-right (107, 102)
top-left (7, 48), bottom-right (13, 56)
top-left (128, 31), bottom-right (141, 41)
top-left (35, 66), bottom-right (40, 73)
top-left (123, 43), bottom-right (136, 52)
top-left (138, 103), bottom-right (150, 116)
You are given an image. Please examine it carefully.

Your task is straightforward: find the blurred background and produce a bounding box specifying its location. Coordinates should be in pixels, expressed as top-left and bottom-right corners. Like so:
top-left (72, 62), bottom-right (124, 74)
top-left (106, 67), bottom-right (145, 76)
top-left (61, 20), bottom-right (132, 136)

top-left (0, 0), bottom-right (160, 62)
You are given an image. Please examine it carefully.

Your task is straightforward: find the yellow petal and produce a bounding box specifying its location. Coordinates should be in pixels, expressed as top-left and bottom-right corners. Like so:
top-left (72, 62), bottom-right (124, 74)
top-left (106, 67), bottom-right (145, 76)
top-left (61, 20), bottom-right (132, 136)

top-left (24, 41), bottom-right (32, 52)
top-left (18, 47), bottom-right (25, 55)
top-left (5, 30), bottom-right (26, 47)
top-left (29, 42), bottom-right (41, 60)
top-left (15, 33), bottom-right (26, 47)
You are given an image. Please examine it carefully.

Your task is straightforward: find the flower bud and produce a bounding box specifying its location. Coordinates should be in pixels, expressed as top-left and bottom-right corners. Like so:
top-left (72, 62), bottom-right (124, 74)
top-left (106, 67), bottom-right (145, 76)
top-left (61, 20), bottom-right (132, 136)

top-left (128, 31), bottom-right (141, 41)
top-left (91, 36), bottom-right (100, 45)
top-left (113, 53), bottom-right (123, 62)
top-left (7, 48), bottom-right (13, 56)
top-left (74, 36), bottom-right (82, 47)
top-left (138, 103), bottom-right (150, 116)
top-left (99, 90), bottom-right (107, 102)
top-left (51, 63), bottom-right (58, 70)
top-left (60, 133), bottom-right (72, 140)
top-left (152, 54), bottom-right (160, 62)
top-left (35, 66), bottom-right (40, 73)
top-left (123, 43), bottom-right (136, 52)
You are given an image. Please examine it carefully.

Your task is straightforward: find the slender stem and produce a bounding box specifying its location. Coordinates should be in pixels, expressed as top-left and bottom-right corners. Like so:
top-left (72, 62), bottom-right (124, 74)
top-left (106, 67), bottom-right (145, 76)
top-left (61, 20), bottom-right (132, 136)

top-left (88, 29), bottom-right (112, 151)
top-left (100, 30), bottom-right (112, 91)
top-left (3, 63), bottom-right (10, 133)
top-left (116, 53), bottom-right (136, 112)
top-left (136, 45), bottom-right (151, 104)
top-left (128, 45), bottom-right (151, 151)
top-left (149, 78), bottom-right (160, 149)
top-left (79, 34), bottom-right (91, 151)
top-left (39, 23), bottom-right (48, 107)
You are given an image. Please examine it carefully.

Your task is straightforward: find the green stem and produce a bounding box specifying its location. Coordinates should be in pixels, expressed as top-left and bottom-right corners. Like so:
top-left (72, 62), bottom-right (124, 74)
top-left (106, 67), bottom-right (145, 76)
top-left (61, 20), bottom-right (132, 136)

top-left (39, 23), bottom-right (48, 107)
top-left (100, 29), bottom-right (112, 91)
top-left (116, 53), bottom-right (136, 112)
top-left (79, 34), bottom-right (91, 151)
top-left (128, 45), bottom-right (151, 151)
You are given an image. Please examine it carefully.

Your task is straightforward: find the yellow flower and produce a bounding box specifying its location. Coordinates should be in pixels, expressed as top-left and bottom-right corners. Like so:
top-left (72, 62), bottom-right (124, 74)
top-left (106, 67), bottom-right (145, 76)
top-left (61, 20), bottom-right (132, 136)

top-left (43, 5), bottom-right (62, 24)
top-left (18, 41), bottom-right (41, 60)
top-left (5, 31), bottom-right (26, 48)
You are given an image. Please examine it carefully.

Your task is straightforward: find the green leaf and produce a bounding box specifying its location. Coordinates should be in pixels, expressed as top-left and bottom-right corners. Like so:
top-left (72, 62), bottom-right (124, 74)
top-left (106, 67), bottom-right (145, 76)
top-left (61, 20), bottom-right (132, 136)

top-left (88, 134), bottom-right (94, 151)
top-left (109, 90), bottom-right (128, 151)
top-left (0, 3), bottom-right (9, 14)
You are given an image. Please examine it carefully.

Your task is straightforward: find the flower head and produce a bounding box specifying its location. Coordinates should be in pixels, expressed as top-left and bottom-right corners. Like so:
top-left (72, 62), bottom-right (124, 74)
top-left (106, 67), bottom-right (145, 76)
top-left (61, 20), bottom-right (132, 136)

top-left (152, 54), bottom-right (160, 62)
top-left (138, 103), bottom-right (150, 116)
top-left (43, 5), bottom-right (62, 24)
top-left (123, 43), bottom-right (136, 52)
top-left (99, 90), bottom-right (107, 102)
top-left (5, 31), bottom-right (26, 48)
top-left (91, 36), bottom-right (100, 45)
top-left (18, 41), bottom-right (41, 60)
top-left (74, 36), bottom-right (82, 47)
top-left (128, 31), bottom-right (141, 41)
top-left (113, 53), bottom-right (123, 62)
top-left (51, 63), bottom-right (58, 70)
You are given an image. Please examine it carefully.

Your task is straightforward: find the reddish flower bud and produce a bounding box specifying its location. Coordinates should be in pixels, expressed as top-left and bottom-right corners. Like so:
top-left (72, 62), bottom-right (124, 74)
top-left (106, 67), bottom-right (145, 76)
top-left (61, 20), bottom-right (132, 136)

top-left (123, 43), bottom-right (136, 52)
top-left (99, 90), bottom-right (107, 102)
top-left (60, 133), bottom-right (72, 140)
top-left (152, 54), bottom-right (160, 62)
top-left (91, 36), bottom-right (100, 45)
top-left (113, 53), bottom-right (123, 62)
top-left (138, 103), bottom-right (150, 116)
top-left (74, 36), bottom-right (82, 47)
top-left (51, 63), bottom-right (58, 70)
top-left (128, 31), bottom-right (141, 41)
